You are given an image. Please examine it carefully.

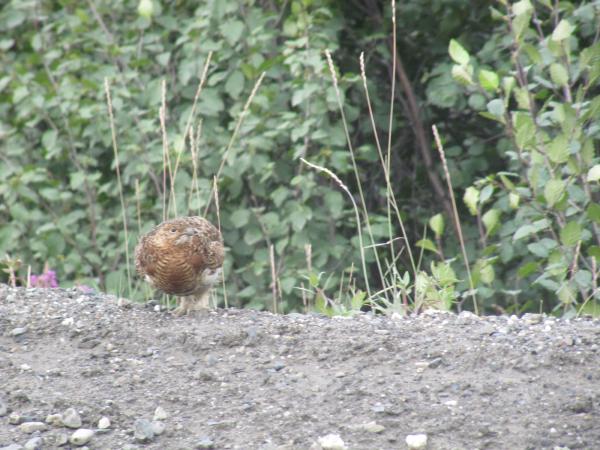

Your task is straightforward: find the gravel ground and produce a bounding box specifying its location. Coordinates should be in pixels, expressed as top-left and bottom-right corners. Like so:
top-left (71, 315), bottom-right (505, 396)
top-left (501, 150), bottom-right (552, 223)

top-left (0, 285), bottom-right (599, 450)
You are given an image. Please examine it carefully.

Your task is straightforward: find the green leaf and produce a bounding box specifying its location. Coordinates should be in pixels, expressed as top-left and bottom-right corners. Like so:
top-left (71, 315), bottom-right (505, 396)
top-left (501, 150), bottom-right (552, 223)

top-left (512, 0), bottom-right (533, 16)
top-left (518, 261), bottom-right (538, 277)
top-left (225, 70), bottom-right (245, 99)
top-left (220, 19), bottom-right (245, 46)
top-left (137, 0), bottom-right (154, 19)
top-left (486, 98), bottom-right (505, 118)
top-left (587, 203), bottom-right (600, 224)
top-left (416, 239), bottom-right (438, 253)
top-left (448, 39), bottom-right (470, 65)
top-left (560, 221), bottom-right (581, 247)
top-left (544, 178), bottom-right (565, 207)
top-left (589, 246), bottom-right (600, 261)
top-left (514, 224), bottom-right (536, 241)
top-left (482, 209), bottom-right (501, 236)
top-left (230, 209), bottom-right (250, 228)
top-left (552, 19), bottom-right (575, 41)
top-left (478, 69), bottom-right (499, 92)
top-left (509, 192), bottom-right (520, 209)
top-left (451, 64), bottom-right (473, 85)
top-left (549, 63), bottom-right (569, 86)
top-left (463, 186), bottom-right (479, 215)
top-left (548, 134), bottom-right (569, 163)
top-left (428, 213), bottom-right (444, 238)
top-left (587, 165), bottom-right (600, 182)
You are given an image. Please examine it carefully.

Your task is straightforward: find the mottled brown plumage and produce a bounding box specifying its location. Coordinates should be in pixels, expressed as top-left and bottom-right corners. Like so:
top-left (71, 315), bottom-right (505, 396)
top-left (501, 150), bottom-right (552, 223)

top-left (135, 216), bottom-right (224, 315)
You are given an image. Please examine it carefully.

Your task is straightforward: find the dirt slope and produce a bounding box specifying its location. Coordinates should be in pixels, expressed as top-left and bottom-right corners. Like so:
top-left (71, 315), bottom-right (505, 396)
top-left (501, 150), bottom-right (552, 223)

top-left (0, 285), bottom-right (598, 449)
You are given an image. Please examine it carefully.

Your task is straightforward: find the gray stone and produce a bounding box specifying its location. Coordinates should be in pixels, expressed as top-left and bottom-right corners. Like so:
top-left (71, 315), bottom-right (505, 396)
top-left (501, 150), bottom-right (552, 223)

top-left (10, 327), bottom-right (28, 337)
top-left (133, 418), bottom-right (154, 443)
top-left (405, 434), bottom-right (427, 449)
top-left (98, 417), bottom-right (110, 429)
top-left (151, 420), bottom-right (166, 435)
top-left (0, 398), bottom-right (7, 416)
top-left (43, 431), bottom-right (69, 447)
top-left (46, 413), bottom-right (63, 426)
top-left (69, 429), bottom-right (94, 446)
top-left (62, 408), bottom-right (82, 428)
top-left (153, 406), bottom-right (168, 421)
top-left (195, 436), bottom-right (215, 449)
top-left (0, 444), bottom-right (24, 450)
top-left (317, 434), bottom-right (346, 450)
top-left (24, 437), bottom-right (42, 450)
top-left (19, 422), bottom-right (48, 433)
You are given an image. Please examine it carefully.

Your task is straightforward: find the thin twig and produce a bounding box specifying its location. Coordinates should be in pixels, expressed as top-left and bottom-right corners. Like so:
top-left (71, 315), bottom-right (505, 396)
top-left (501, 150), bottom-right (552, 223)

top-left (104, 78), bottom-right (132, 295)
top-left (432, 125), bottom-right (478, 314)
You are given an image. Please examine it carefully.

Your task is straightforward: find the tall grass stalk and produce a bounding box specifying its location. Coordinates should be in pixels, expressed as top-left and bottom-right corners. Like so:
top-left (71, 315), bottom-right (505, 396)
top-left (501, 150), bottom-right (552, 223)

top-left (385, 0), bottom-right (398, 268)
top-left (324, 50), bottom-right (383, 299)
top-left (159, 79), bottom-right (175, 220)
top-left (212, 175), bottom-right (228, 309)
top-left (359, 52), bottom-right (417, 281)
top-left (300, 158), bottom-right (371, 298)
top-left (172, 52), bottom-right (213, 187)
top-left (204, 71), bottom-right (266, 216)
top-left (104, 78), bottom-right (132, 294)
top-left (188, 121), bottom-right (204, 214)
top-left (432, 125), bottom-right (478, 314)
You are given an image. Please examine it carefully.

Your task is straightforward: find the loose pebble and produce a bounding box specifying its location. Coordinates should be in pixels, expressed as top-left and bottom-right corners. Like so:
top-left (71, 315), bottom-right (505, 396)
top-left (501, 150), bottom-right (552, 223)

top-left (62, 408), bottom-right (82, 428)
top-left (195, 437), bottom-right (215, 449)
top-left (317, 434), bottom-right (346, 450)
top-left (406, 433), bottom-right (428, 449)
top-left (153, 406), bottom-right (168, 421)
top-left (18, 422), bottom-right (48, 433)
top-left (23, 437), bottom-right (42, 450)
top-left (151, 420), bottom-right (166, 435)
top-left (69, 429), bottom-right (94, 446)
top-left (133, 418), bottom-right (154, 442)
top-left (10, 327), bottom-right (28, 336)
top-left (98, 417), bottom-right (111, 429)
top-left (46, 413), bottom-right (63, 426)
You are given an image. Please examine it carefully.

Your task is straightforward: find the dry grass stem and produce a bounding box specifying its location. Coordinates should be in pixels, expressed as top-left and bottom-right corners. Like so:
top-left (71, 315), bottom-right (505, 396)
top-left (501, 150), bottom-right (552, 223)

top-left (325, 50), bottom-right (384, 297)
top-left (134, 178), bottom-right (142, 234)
top-left (160, 79), bottom-right (176, 219)
top-left (173, 52), bottom-right (213, 181)
top-left (432, 125), bottom-right (478, 314)
top-left (212, 175), bottom-right (228, 309)
top-left (301, 158), bottom-right (371, 298)
top-left (269, 244), bottom-right (278, 313)
top-left (204, 72), bottom-right (266, 216)
top-left (104, 78), bottom-right (132, 294)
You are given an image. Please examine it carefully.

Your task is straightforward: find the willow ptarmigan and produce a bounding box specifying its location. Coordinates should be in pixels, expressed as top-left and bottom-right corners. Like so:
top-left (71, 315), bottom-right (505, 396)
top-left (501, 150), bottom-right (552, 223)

top-left (134, 216), bottom-right (224, 315)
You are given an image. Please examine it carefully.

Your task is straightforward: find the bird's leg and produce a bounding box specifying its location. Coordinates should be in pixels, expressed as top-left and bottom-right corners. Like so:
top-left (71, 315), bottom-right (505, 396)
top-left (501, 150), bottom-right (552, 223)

top-left (172, 296), bottom-right (191, 316)
top-left (190, 288), bottom-right (211, 311)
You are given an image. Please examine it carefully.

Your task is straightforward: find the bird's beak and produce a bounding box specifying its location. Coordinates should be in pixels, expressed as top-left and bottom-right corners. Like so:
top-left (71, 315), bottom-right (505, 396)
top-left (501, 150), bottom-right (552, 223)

top-left (183, 227), bottom-right (196, 236)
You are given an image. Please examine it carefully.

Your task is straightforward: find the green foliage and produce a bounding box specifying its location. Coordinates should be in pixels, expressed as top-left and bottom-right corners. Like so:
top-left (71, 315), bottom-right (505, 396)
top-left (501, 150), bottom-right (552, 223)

top-left (432, 1), bottom-right (600, 315)
top-left (1, 0), bottom-right (597, 316)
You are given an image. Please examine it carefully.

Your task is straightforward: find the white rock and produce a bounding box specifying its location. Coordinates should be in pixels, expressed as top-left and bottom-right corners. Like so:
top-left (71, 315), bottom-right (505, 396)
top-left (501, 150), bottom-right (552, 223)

top-left (406, 433), bottom-right (428, 449)
top-left (62, 408), bottom-right (82, 428)
top-left (46, 413), bottom-right (63, 426)
top-left (70, 429), bottom-right (94, 446)
top-left (151, 420), bottom-right (165, 435)
top-left (153, 406), bottom-right (168, 421)
top-left (317, 433), bottom-right (347, 450)
top-left (24, 436), bottom-right (43, 450)
top-left (19, 422), bottom-right (48, 433)
top-left (98, 417), bottom-right (110, 429)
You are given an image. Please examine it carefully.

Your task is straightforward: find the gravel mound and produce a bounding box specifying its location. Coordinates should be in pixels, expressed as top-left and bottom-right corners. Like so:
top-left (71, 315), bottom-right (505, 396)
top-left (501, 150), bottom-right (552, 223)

top-left (0, 285), bottom-right (598, 449)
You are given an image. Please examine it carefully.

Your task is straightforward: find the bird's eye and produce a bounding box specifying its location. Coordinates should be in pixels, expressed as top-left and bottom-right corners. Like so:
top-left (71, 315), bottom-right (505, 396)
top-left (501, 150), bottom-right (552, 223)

top-left (170, 228), bottom-right (177, 233)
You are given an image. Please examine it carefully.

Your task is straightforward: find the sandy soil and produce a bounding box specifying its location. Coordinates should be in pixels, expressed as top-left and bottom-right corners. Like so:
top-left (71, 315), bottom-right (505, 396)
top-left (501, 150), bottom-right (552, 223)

top-left (0, 285), bottom-right (598, 449)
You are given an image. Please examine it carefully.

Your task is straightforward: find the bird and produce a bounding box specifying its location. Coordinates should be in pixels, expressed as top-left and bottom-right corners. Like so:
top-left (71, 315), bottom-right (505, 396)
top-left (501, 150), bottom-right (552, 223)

top-left (134, 216), bottom-right (224, 315)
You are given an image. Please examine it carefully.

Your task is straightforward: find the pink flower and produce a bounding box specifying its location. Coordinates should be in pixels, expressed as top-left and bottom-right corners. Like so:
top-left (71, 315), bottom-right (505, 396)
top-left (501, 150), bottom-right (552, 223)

top-left (30, 268), bottom-right (58, 288)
